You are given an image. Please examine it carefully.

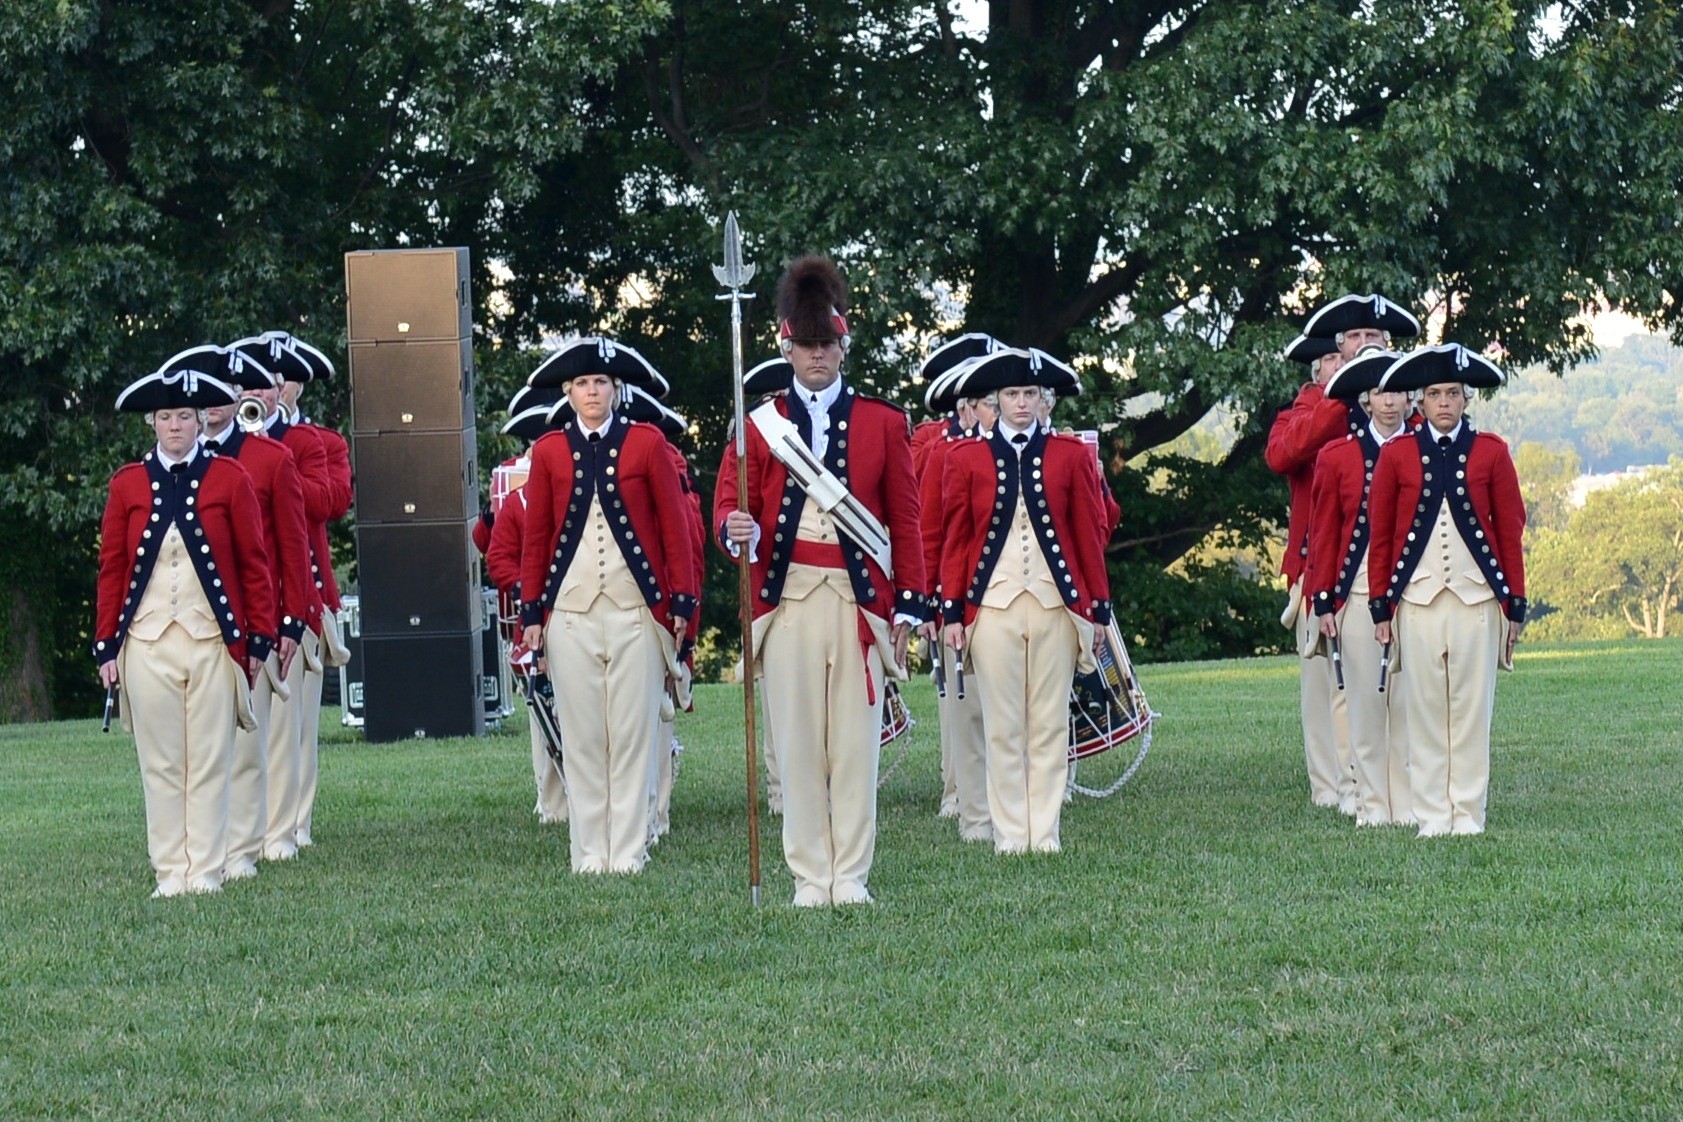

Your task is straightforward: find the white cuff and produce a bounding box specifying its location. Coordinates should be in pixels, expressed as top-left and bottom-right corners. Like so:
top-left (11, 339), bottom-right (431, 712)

top-left (725, 524), bottom-right (761, 564)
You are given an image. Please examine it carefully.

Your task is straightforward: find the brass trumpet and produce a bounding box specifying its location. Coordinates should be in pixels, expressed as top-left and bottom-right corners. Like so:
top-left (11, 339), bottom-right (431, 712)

top-left (235, 397), bottom-right (267, 433)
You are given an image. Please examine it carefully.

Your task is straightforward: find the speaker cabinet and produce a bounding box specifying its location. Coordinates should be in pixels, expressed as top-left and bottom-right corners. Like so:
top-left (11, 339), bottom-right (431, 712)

top-left (348, 337), bottom-right (474, 434)
top-left (353, 430), bottom-right (478, 525)
top-left (345, 248), bottom-right (472, 343)
top-left (356, 522), bottom-right (482, 636)
top-left (361, 631), bottom-right (486, 741)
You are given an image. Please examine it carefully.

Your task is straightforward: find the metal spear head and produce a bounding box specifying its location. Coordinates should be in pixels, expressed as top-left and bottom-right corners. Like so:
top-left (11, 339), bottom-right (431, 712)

top-left (711, 211), bottom-right (756, 292)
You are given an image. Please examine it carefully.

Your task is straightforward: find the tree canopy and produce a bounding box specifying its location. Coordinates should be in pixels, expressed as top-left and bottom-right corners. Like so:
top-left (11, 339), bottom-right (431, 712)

top-left (5, 0), bottom-right (1683, 715)
top-left (1528, 459), bottom-right (1683, 641)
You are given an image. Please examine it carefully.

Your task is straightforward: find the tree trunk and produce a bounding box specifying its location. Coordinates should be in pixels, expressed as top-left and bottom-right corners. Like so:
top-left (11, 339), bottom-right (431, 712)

top-left (0, 585), bottom-right (51, 722)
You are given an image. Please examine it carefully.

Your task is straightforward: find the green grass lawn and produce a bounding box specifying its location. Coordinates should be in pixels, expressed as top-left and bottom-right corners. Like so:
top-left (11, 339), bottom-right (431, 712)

top-left (3, 640), bottom-right (1681, 1120)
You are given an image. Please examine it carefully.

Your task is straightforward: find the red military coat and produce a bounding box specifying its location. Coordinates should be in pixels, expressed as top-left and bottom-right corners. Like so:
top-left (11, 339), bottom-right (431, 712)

top-left (269, 418), bottom-right (331, 629)
top-left (1367, 425), bottom-right (1527, 624)
top-left (486, 488), bottom-right (527, 597)
top-left (214, 428), bottom-right (312, 642)
top-left (918, 424), bottom-right (969, 603)
top-left (95, 450), bottom-right (277, 668)
top-left (518, 418), bottom-right (697, 634)
top-left (301, 421), bottom-right (353, 613)
top-left (911, 417), bottom-right (953, 481)
top-left (712, 386), bottom-right (925, 626)
top-left (938, 428), bottom-right (1112, 629)
top-left (1266, 382), bottom-right (1361, 584)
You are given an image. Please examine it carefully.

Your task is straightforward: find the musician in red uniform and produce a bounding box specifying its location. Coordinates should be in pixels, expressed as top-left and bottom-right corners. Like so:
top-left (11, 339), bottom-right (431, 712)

top-left (1267, 294), bottom-right (1420, 812)
top-left (491, 395), bottom-right (570, 825)
top-left (226, 335), bottom-right (331, 861)
top-left (913, 335), bottom-right (1000, 825)
top-left (519, 338), bottom-right (697, 875)
top-left (95, 357), bottom-right (276, 897)
top-left (1367, 345), bottom-right (1525, 837)
top-left (716, 256), bottom-right (925, 907)
top-left (939, 348), bottom-right (1110, 855)
top-left (916, 348), bottom-right (998, 840)
top-left (271, 333), bottom-right (354, 850)
top-left (198, 345), bottom-right (311, 881)
top-left (1306, 347), bottom-right (1414, 827)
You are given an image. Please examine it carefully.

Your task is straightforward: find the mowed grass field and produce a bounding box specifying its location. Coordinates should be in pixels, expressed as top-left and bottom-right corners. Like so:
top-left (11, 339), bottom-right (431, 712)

top-left (2, 640), bottom-right (1681, 1121)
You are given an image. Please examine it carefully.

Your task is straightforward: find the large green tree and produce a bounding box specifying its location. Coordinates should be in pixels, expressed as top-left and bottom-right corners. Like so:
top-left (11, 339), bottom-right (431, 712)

top-left (1528, 459), bottom-right (1683, 640)
top-left (0, 0), bottom-right (664, 717)
top-left (488, 0), bottom-right (1683, 664)
top-left (7, 1), bottom-right (1683, 714)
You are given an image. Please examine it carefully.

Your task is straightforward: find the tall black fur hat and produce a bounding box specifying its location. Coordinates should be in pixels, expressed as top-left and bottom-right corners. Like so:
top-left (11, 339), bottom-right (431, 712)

top-left (776, 255), bottom-right (850, 346)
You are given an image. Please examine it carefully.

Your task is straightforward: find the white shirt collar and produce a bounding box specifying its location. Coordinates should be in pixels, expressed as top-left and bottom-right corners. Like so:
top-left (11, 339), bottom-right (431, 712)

top-left (202, 420), bottom-right (237, 447)
top-left (262, 407), bottom-right (282, 432)
top-left (996, 418), bottom-right (1037, 446)
top-left (1369, 420), bottom-right (1407, 445)
top-left (1427, 420), bottom-right (1464, 444)
top-left (578, 413), bottom-right (616, 440)
top-left (155, 442), bottom-right (201, 470)
top-left (798, 376), bottom-right (843, 415)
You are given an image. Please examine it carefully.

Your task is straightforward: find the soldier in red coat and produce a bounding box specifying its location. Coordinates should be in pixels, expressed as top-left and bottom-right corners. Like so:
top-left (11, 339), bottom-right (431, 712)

top-left (716, 256), bottom-right (925, 907)
top-left (913, 335), bottom-right (1000, 825)
top-left (95, 357), bottom-right (276, 897)
top-left (1367, 345), bottom-right (1525, 837)
top-left (271, 333), bottom-right (354, 850)
top-left (519, 338), bottom-right (697, 874)
top-left (915, 347), bottom-right (999, 839)
top-left (198, 345), bottom-right (312, 881)
top-left (226, 334), bottom-right (331, 861)
top-left (1266, 294), bottom-right (1420, 812)
top-left (491, 394), bottom-right (571, 826)
top-left (939, 348), bottom-right (1110, 855)
top-left (1306, 348), bottom-right (1414, 827)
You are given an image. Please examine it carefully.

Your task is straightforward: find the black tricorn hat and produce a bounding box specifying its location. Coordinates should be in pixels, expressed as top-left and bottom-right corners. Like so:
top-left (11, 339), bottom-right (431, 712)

top-left (277, 334), bottom-right (335, 382)
top-left (507, 384), bottom-right (565, 417)
top-left (1282, 333), bottom-right (1340, 364)
top-left (222, 336), bottom-right (284, 390)
top-left (776, 255), bottom-right (850, 344)
top-left (620, 384), bottom-right (689, 441)
top-left (229, 333), bottom-right (315, 385)
top-left (918, 333), bottom-right (1000, 383)
top-left (924, 356), bottom-right (986, 414)
top-left (116, 347), bottom-right (241, 412)
top-left (952, 348), bottom-right (1081, 399)
top-left (527, 337), bottom-right (670, 397)
top-left (1322, 346), bottom-right (1403, 400)
top-left (742, 356), bottom-right (794, 396)
top-left (1379, 343), bottom-right (1505, 392)
top-left (544, 388), bottom-right (687, 442)
top-left (500, 404), bottom-right (560, 443)
top-left (1304, 293), bottom-right (1421, 340)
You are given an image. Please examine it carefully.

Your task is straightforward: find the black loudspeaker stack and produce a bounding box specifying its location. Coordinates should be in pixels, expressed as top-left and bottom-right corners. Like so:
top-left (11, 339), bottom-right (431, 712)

top-left (345, 247), bottom-right (485, 741)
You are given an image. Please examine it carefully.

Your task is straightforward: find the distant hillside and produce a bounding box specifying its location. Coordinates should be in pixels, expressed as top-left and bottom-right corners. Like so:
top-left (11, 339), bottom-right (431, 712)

top-left (1474, 333), bottom-right (1683, 473)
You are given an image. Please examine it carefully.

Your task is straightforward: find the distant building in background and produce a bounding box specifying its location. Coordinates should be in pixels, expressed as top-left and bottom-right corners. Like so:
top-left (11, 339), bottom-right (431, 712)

top-left (1568, 464), bottom-right (1664, 509)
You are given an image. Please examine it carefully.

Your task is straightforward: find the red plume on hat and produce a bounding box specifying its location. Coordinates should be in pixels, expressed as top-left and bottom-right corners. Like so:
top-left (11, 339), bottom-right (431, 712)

top-left (776, 254), bottom-right (850, 347)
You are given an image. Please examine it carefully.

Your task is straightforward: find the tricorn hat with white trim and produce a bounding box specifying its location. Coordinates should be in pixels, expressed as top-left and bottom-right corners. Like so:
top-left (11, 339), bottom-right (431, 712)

top-left (275, 334), bottom-right (335, 382)
top-left (500, 404), bottom-right (560, 443)
top-left (923, 355), bottom-right (986, 414)
top-left (508, 384), bottom-right (565, 417)
top-left (742, 356), bottom-right (794, 396)
top-left (1282, 333), bottom-right (1340, 364)
top-left (918, 333), bottom-right (1000, 383)
top-left (1322, 346), bottom-right (1403, 400)
top-left (1378, 343), bottom-right (1505, 392)
top-left (1304, 293), bottom-right (1421, 340)
top-left (952, 348), bottom-right (1082, 399)
top-left (116, 347), bottom-right (241, 412)
top-left (526, 336), bottom-right (669, 397)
